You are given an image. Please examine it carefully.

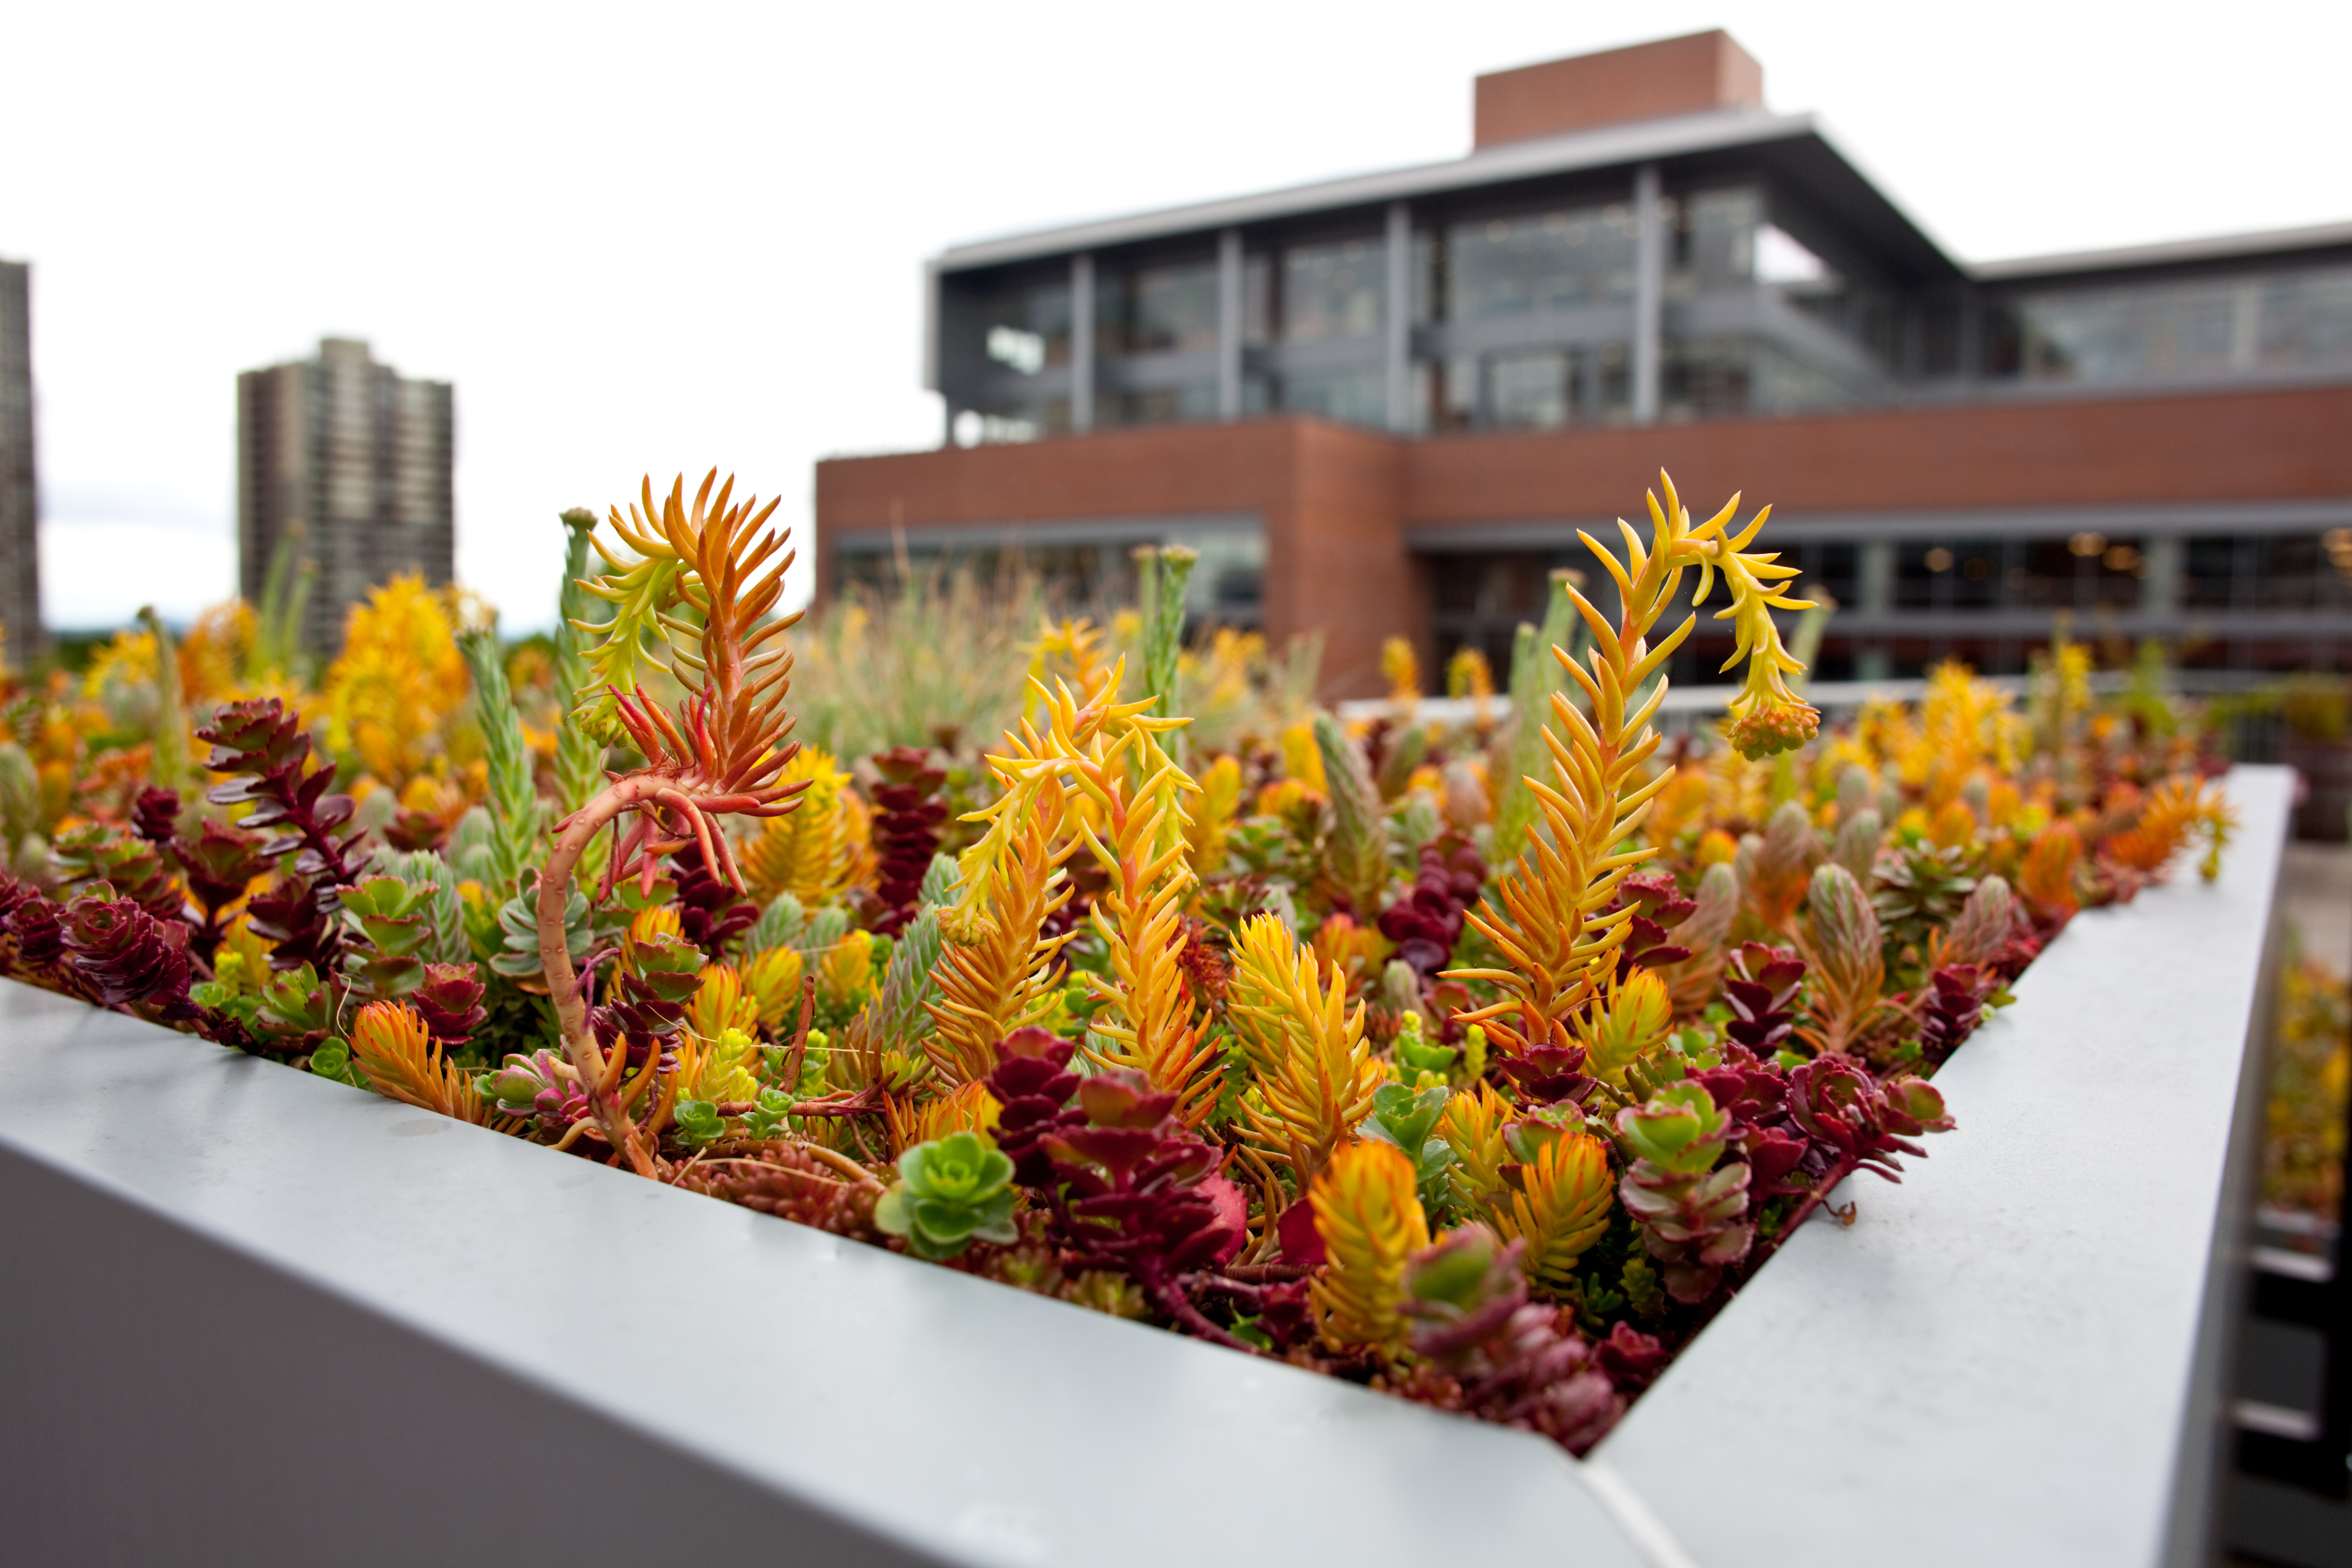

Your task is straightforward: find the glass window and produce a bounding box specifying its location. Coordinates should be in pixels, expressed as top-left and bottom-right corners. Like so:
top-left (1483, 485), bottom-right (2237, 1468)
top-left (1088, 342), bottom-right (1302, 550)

top-left (1445, 202), bottom-right (1636, 321)
top-left (1749, 337), bottom-right (1874, 414)
top-left (2182, 533), bottom-right (2352, 611)
top-left (1918, 294), bottom-right (1964, 377)
top-left (972, 274), bottom-right (1072, 375)
top-left (1097, 257), bottom-right (1218, 358)
top-left (1785, 541), bottom-right (1859, 609)
top-left (1279, 238), bottom-right (1384, 342)
top-left (1674, 188), bottom-right (1758, 295)
top-left (1661, 337), bottom-right (1751, 421)
top-left (2001, 265), bottom-right (2352, 384)
top-left (2007, 535), bottom-right (2144, 608)
top-left (1096, 384), bottom-right (1218, 429)
top-left (953, 399), bottom-right (1071, 446)
top-left (1430, 344), bottom-right (1631, 429)
top-left (1242, 254), bottom-right (1273, 346)
top-left (1274, 368), bottom-right (1386, 427)
top-left (1161, 527), bottom-right (1267, 624)
top-left (2260, 269), bottom-right (2352, 366)
top-left (1486, 349), bottom-right (1575, 429)
top-left (1897, 539), bottom-right (2012, 611)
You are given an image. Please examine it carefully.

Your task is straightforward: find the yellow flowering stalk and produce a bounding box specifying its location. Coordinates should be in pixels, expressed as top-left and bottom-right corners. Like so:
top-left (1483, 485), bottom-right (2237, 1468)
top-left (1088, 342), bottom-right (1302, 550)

top-left (320, 574), bottom-right (470, 787)
top-left (885, 1079), bottom-right (1001, 1157)
top-left (1449, 472), bottom-right (1815, 1056)
top-left (1185, 753), bottom-right (1243, 877)
top-left (926, 777), bottom-right (1075, 1085)
top-left (1227, 912), bottom-right (1383, 1179)
top-left (1070, 723), bottom-right (1220, 1127)
top-left (741, 944), bottom-right (806, 1035)
top-left (1494, 1129), bottom-right (1615, 1294)
top-left (1438, 1081), bottom-right (1513, 1218)
top-left (1381, 636), bottom-right (1421, 708)
top-left (1446, 645), bottom-right (1495, 726)
top-left (1308, 1139), bottom-right (1430, 1357)
top-left (686, 963), bottom-right (758, 1042)
top-left (738, 748), bottom-right (863, 907)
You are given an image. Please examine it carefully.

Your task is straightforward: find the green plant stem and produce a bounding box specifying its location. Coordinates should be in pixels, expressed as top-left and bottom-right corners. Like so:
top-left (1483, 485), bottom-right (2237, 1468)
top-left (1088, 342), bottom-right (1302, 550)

top-left (460, 630), bottom-right (540, 888)
top-left (136, 607), bottom-right (188, 793)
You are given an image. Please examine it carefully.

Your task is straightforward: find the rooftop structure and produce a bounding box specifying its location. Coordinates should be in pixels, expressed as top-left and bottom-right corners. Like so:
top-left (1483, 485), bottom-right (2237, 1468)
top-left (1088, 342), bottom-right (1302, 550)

top-left (822, 32), bottom-right (2352, 692)
top-left (237, 338), bottom-right (454, 653)
top-left (0, 261), bottom-right (41, 664)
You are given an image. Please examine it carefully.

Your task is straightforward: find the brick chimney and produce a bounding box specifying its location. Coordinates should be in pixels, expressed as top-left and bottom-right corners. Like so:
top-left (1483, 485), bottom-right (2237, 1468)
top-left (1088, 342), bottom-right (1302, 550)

top-left (1473, 30), bottom-right (1765, 148)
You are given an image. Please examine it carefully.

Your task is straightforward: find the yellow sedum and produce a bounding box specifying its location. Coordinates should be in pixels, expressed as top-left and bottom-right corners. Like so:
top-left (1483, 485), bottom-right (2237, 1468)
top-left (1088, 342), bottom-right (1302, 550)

top-left (1308, 1139), bottom-right (1430, 1357)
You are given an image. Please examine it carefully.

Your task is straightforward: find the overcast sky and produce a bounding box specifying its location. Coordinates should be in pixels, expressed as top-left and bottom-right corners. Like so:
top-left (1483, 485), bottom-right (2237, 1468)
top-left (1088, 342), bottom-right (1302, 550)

top-left (5, 0), bottom-right (2347, 632)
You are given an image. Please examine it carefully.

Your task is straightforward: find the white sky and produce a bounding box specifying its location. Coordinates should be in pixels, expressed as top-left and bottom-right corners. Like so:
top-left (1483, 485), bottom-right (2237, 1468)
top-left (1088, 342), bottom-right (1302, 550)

top-left (5, 0), bottom-right (2347, 632)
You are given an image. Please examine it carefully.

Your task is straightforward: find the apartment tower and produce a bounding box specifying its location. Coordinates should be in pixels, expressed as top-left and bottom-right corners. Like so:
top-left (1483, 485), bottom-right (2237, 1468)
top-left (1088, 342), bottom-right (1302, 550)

top-left (0, 261), bottom-right (40, 664)
top-left (237, 337), bottom-right (454, 652)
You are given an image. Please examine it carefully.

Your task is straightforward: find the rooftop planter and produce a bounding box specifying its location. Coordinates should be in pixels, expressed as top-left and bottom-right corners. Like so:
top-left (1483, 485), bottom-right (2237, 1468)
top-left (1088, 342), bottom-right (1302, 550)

top-left (1, 768), bottom-right (2289, 1567)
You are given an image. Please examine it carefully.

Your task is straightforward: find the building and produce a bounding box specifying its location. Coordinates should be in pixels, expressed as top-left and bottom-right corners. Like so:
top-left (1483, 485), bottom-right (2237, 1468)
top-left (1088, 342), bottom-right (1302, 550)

top-left (815, 30), bottom-right (2352, 695)
top-left (0, 261), bottom-right (41, 665)
top-left (237, 337), bottom-right (454, 652)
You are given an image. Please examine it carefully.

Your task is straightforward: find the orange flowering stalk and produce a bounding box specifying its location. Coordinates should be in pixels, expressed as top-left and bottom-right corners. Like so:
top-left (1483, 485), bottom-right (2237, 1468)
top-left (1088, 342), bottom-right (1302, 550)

top-left (538, 472), bottom-right (813, 1175)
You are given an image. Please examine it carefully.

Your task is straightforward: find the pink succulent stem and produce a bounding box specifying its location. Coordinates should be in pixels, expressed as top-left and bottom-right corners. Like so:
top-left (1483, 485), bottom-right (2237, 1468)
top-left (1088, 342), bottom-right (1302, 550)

top-left (539, 773), bottom-right (667, 1176)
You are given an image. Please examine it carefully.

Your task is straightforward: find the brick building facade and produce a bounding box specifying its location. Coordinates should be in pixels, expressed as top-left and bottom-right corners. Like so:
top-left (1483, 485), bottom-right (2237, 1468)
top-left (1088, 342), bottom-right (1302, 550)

top-left (818, 32), bottom-right (2352, 695)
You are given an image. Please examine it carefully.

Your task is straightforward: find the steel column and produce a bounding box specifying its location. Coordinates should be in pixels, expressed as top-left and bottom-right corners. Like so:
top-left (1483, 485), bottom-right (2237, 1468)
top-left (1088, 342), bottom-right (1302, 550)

top-left (1385, 201), bottom-right (1413, 431)
top-left (1070, 253), bottom-right (1095, 434)
top-left (1631, 164), bottom-right (1664, 424)
top-left (1217, 229), bottom-right (1243, 420)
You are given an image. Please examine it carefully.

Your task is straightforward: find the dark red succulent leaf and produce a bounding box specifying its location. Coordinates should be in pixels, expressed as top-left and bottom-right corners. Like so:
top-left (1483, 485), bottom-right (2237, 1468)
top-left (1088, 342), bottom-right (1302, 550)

top-left (381, 807), bottom-right (450, 854)
top-left (243, 875), bottom-right (339, 972)
top-left (868, 745), bottom-right (948, 937)
top-left (1395, 1229), bottom-right (1627, 1454)
top-left (1616, 870), bottom-right (1698, 928)
top-left (1033, 1068), bottom-right (1245, 1346)
top-left (1494, 1038), bottom-right (1597, 1106)
top-left (1378, 837), bottom-right (1486, 979)
top-left (196, 697), bottom-right (312, 779)
top-left (62, 893), bottom-right (195, 1017)
top-left (172, 819), bottom-right (272, 918)
top-left (1742, 1126), bottom-right (1812, 1194)
top-left (1076, 1069), bottom-right (1178, 1129)
top-left (1690, 1061), bottom-right (1787, 1121)
top-left (1918, 963), bottom-right (1989, 1062)
top-left (668, 842), bottom-right (755, 959)
top-left (131, 785), bottom-right (183, 847)
top-left (1044, 1125), bottom-right (1165, 1184)
top-left (1276, 1198), bottom-right (1327, 1267)
top-left (1723, 942), bottom-right (1808, 1054)
top-left (413, 962), bottom-right (489, 1047)
top-left (985, 1028), bottom-right (1084, 1185)
top-left (6, 886), bottom-right (66, 970)
top-left (1593, 1321), bottom-right (1670, 1391)
top-left (194, 698), bottom-right (370, 961)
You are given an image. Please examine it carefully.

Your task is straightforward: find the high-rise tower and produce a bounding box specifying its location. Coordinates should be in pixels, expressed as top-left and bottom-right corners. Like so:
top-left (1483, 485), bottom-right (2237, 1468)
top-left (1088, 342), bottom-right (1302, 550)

top-left (0, 261), bottom-right (40, 665)
top-left (237, 337), bottom-right (453, 652)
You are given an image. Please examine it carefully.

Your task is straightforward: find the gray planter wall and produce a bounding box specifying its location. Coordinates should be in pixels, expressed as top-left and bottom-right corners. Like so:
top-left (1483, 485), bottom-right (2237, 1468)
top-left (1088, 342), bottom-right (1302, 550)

top-left (0, 767), bottom-right (2293, 1568)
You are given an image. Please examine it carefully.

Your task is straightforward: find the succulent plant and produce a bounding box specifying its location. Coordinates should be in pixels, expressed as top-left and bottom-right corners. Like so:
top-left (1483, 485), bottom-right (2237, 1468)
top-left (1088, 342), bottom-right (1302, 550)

top-left (875, 1130), bottom-right (1019, 1261)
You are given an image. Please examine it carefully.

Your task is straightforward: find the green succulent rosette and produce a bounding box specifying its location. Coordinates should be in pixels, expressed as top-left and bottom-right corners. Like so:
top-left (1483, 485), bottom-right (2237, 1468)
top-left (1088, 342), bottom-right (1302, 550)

top-left (873, 1130), bottom-right (1019, 1260)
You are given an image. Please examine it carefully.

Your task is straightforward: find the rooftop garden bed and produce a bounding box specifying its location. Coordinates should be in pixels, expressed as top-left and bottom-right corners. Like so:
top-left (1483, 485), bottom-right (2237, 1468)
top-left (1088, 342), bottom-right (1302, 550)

top-left (0, 474), bottom-right (2266, 1558)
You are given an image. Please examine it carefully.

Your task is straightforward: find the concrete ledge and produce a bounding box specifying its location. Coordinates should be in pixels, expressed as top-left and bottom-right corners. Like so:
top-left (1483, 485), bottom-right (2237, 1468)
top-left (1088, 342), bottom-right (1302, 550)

top-left (0, 769), bottom-right (2293, 1567)
top-left (1598, 764), bottom-right (2293, 1567)
top-left (0, 992), bottom-right (1639, 1567)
